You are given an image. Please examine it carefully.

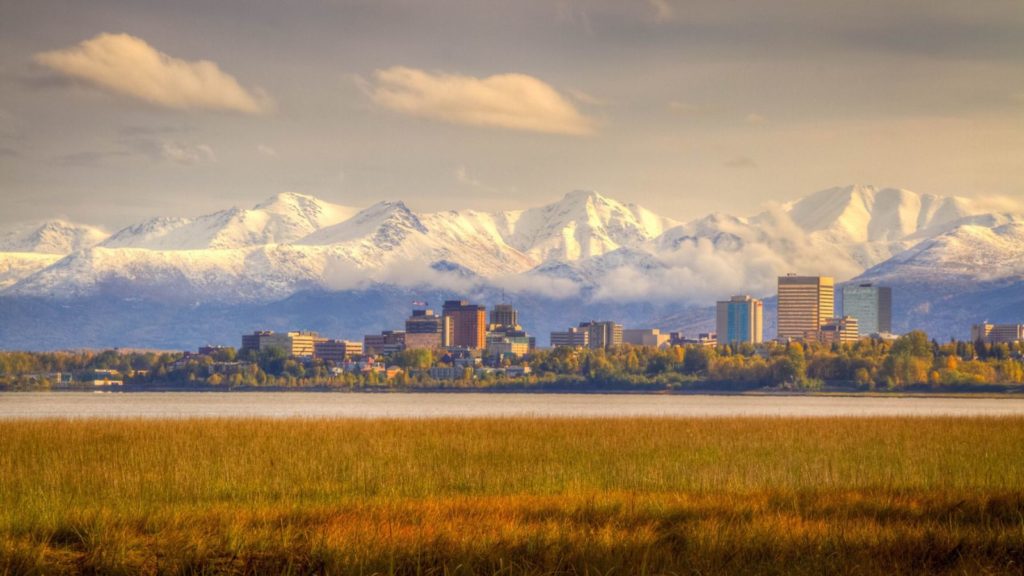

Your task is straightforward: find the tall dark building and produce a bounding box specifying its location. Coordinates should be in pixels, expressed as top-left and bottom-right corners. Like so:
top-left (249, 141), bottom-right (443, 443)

top-left (842, 283), bottom-right (892, 336)
top-left (442, 300), bottom-right (486, 349)
top-left (578, 321), bottom-right (623, 350)
top-left (489, 304), bottom-right (518, 330)
top-left (404, 309), bottom-right (445, 350)
top-left (406, 309), bottom-right (443, 333)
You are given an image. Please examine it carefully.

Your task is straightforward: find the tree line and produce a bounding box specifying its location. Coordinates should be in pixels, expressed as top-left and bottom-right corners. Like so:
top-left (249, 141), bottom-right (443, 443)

top-left (2, 331), bottom-right (1023, 391)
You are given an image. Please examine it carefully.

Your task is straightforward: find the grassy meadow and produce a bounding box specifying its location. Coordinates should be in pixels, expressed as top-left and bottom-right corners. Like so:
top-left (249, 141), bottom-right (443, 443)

top-left (1, 417), bottom-right (1023, 574)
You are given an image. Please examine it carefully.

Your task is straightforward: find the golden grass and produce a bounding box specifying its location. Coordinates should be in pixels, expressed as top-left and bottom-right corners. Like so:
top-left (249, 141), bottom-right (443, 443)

top-left (1, 417), bottom-right (1023, 574)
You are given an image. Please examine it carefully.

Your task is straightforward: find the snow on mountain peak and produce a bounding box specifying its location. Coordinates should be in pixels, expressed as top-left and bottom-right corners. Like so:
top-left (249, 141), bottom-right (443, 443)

top-left (3, 185), bottom-right (1022, 317)
top-left (0, 219), bottom-right (109, 254)
top-left (503, 189), bottom-right (678, 261)
top-left (100, 192), bottom-right (360, 250)
top-left (785, 184), bottom-right (978, 243)
top-left (300, 200), bottom-right (426, 247)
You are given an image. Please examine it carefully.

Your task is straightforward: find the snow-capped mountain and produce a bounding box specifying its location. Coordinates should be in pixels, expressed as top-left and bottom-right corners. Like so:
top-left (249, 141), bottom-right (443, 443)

top-left (0, 220), bottom-right (108, 254)
top-left (100, 192), bottom-right (359, 250)
top-left (500, 190), bottom-right (678, 261)
top-left (1, 184), bottom-right (1022, 347)
top-left (780, 185), bottom-right (993, 269)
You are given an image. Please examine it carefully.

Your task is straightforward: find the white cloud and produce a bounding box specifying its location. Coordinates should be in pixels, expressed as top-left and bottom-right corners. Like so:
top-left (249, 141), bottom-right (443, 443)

top-left (649, 0), bottom-right (674, 22)
top-left (745, 112), bottom-right (767, 125)
top-left (257, 144), bottom-right (278, 157)
top-left (34, 33), bottom-right (272, 114)
top-left (725, 156), bottom-right (757, 168)
top-left (161, 142), bottom-right (216, 164)
top-left (454, 165), bottom-right (500, 193)
top-left (368, 66), bottom-right (595, 135)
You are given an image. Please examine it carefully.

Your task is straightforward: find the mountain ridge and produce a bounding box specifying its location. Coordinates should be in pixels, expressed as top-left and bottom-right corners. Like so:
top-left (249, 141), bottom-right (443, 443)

top-left (0, 184), bottom-right (1020, 347)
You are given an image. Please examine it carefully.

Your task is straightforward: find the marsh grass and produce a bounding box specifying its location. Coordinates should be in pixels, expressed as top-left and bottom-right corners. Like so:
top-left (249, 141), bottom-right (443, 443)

top-left (1, 417), bottom-right (1023, 574)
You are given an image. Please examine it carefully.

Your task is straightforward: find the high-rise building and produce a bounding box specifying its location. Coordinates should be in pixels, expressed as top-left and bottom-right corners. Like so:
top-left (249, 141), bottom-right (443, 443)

top-left (777, 275), bottom-right (834, 340)
top-left (971, 323), bottom-right (1024, 344)
top-left (842, 284), bottom-right (892, 336)
top-left (404, 309), bottom-right (446, 350)
top-left (579, 321), bottom-right (623, 350)
top-left (815, 316), bottom-right (860, 345)
top-left (489, 304), bottom-right (518, 330)
top-left (442, 300), bottom-right (486, 349)
top-left (715, 295), bottom-right (764, 345)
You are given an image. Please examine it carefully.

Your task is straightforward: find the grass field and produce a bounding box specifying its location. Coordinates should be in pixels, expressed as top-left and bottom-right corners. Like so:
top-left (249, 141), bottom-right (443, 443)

top-left (1, 417), bottom-right (1023, 574)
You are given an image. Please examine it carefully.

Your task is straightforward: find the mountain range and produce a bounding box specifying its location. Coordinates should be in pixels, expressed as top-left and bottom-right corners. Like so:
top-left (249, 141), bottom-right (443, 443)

top-left (1, 184), bottom-right (1022, 349)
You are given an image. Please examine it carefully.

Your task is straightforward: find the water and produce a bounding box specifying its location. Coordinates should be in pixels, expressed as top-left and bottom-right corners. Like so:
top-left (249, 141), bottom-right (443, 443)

top-left (1, 391), bottom-right (1024, 419)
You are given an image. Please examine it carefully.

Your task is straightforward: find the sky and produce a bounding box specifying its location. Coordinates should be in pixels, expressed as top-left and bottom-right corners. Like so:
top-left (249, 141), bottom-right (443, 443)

top-left (1, 0), bottom-right (1022, 229)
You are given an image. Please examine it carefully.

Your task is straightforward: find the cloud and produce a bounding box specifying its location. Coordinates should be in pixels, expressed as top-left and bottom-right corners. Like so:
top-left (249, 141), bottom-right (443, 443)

top-left (257, 144), bottom-right (278, 157)
top-left (454, 165), bottom-right (499, 193)
top-left (587, 208), bottom-right (863, 305)
top-left (160, 142), bottom-right (216, 164)
top-left (649, 0), bottom-right (674, 22)
top-left (668, 101), bottom-right (722, 117)
top-left (745, 112), bottom-right (767, 125)
top-left (368, 66), bottom-right (595, 135)
top-left (725, 156), bottom-right (757, 168)
top-left (969, 194), bottom-right (1024, 215)
top-left (34, 33), bottom-right (272, 114)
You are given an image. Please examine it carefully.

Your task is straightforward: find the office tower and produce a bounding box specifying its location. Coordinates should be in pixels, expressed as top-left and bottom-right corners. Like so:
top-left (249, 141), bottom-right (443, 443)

top-left (442, 300), bottom-right (486, 349)
top-left (404, 309), bottom-right (445, 350)
top-left (715, 295), bottom-right (764, 345)
top-left (489, 304), bottom-right (518, 330)
top-left (777, 275), bottom-right (834, 340)
top-left (578, 320), bottom-right (623, 350)
top-left (842, 283), bottom-right (892, 336)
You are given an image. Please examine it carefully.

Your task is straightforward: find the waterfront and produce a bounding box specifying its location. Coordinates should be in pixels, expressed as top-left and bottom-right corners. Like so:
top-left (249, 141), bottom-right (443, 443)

top-left (3, 391), bottom-right (1024, 419)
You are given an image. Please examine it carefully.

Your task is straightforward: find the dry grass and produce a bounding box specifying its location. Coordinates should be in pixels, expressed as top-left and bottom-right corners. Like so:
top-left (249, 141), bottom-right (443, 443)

top-left (1, 417), bottom-right (1023, 574)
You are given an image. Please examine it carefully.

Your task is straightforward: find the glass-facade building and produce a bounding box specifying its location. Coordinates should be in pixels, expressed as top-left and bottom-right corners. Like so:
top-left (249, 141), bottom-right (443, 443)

top-left (716, 295), bottom-right (764, 344)
top-left (841, 284), bottom-right (892, 336)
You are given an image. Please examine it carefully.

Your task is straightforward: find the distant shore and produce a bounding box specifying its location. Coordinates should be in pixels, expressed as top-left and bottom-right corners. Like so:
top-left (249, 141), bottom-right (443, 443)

top-left (20, 382), bottom-right (1024, 398)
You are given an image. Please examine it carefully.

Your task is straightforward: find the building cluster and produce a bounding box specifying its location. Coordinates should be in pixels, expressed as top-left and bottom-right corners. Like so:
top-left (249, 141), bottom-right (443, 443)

top-left (361, 300), bottom-right (537, 360)
top-left (714, 277), bottom-right (895, 345)
top-left (241, 330), bottom-right (364, 362)
top-left (971, 323), bottom-right (1024, 345)
top-left (239, 300), bottom-right (538, 369)
top-left (231, 277), bottom-right (1024, 372)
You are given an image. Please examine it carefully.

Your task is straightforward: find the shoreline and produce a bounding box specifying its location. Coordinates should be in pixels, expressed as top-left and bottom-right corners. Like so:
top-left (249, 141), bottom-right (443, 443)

top-left (12, 384), bottom-right (1024, 399)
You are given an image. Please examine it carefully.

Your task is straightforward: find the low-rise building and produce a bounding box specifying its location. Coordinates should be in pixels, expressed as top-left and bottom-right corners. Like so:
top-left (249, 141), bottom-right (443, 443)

top-left (622, 328), bottom-right (671, 348)
top-left (313, 339), bottom-right (363, 363)
top-left (240, 331), bottom-right (321, 357)
top-left (363, 331), bottom-right (406, 355)
top-left (681, 333), bottom-right (717, 347)
top-left (971, 323), bottom-right (1024, 344)
top-left (550, 326), bottom-right (589, 348)
top-left (428, 366), bottom-right (471, 380)
top-left (813, 316), bottom-right (860, 345)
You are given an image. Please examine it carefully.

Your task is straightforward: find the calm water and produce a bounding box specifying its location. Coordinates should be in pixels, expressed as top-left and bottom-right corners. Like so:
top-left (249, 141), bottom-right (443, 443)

top-left (1, 392), bottom-right (1024, 419)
